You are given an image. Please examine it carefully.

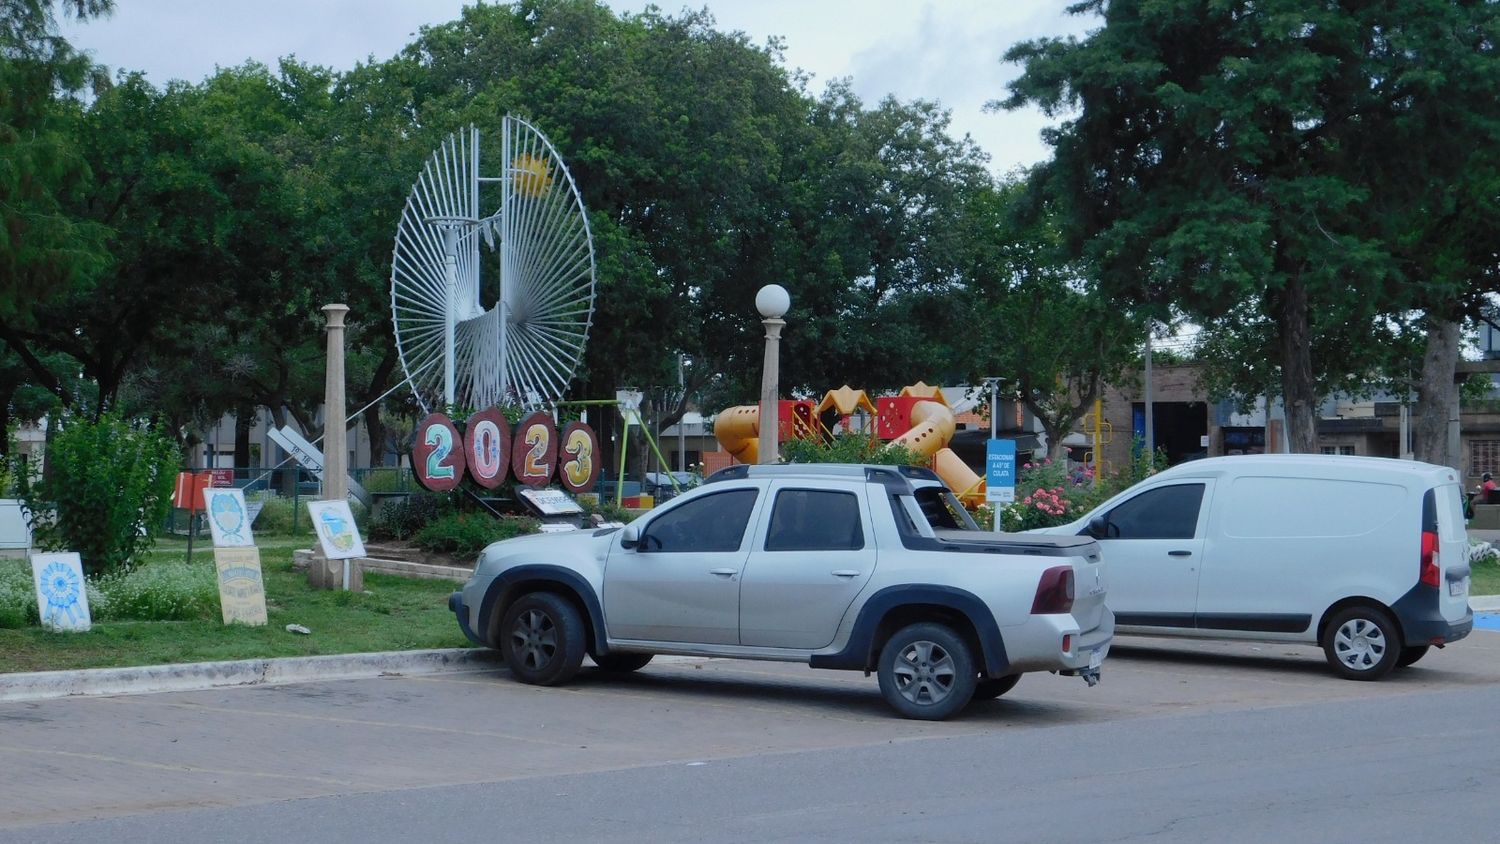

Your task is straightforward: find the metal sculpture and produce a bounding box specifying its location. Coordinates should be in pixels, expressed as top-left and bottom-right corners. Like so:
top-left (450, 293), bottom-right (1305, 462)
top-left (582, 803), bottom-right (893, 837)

top-left (391, 117), bottom-right (597, 412)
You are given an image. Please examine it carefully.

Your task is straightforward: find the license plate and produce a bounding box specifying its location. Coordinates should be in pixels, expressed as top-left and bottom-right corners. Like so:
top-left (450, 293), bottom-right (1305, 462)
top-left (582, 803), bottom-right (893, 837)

top-left (1450, 578), bottom-right (1468, 597)
top-left (1089, 644), bottom-right (1108, 670)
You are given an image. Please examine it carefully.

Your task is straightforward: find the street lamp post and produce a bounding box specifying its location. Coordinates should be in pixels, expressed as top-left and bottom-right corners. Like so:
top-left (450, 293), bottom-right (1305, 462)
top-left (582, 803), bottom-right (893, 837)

top-left (755, 285), bottom-right (790, 465)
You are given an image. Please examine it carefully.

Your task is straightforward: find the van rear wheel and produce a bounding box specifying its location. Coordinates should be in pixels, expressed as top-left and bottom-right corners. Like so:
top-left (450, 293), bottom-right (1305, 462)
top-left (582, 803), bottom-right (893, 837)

top-left (1396, 645), bottom-right (1429, 668)
top-left (1322, 606), bottom-right (1400, 680)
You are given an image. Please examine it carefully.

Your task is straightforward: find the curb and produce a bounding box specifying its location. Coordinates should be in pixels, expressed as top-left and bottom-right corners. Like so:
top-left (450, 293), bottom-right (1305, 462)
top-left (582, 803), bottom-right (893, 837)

top-left (0, 647), bottom-right (503, 703)
top-left (1471, 595), bottom-right (1500, 612)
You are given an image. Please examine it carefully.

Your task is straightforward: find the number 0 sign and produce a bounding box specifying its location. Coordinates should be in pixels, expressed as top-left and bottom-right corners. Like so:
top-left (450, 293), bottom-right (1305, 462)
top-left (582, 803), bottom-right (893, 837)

top-left (463, 408), bottom-right (510, 489)
top-left (412, 413), bottom-right (466, 492)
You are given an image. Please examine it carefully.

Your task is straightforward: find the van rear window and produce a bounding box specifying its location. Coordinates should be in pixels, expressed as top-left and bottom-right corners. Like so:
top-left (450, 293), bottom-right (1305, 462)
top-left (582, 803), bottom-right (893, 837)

top-left (1224, 477), bottom-right (1403, 539)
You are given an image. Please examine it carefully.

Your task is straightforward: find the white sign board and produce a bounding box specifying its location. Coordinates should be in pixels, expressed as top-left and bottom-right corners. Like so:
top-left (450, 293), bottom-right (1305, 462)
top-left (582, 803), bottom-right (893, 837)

top-left (30, 552), bottom-right (91, 632)
top-left (537, 523), bottom-right (579, 533)
top-left (203, 488), bottom-right (255, 547)
top-left (616, 389), bottom-right (644, 427)
top-left (213, 547), bottom-right (268, 626)
top-left (518, 487), bottom-right (585, 516)
top-left (306, 499), bottom-right (367, 560)
top-left (0, 499), bottom-right (30, 551)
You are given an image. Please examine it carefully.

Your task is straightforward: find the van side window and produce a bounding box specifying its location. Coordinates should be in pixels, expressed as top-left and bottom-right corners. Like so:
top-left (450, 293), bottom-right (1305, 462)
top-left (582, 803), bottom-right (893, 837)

top-left (1102, 484), bottom-right (1205, 540)
top-left (765, 489), bottom-right (863, 551)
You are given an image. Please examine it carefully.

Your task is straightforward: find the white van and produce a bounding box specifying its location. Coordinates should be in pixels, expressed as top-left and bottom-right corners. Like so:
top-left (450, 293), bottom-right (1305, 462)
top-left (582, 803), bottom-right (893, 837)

top-left (1035, 455), bottom-right (1473, 679)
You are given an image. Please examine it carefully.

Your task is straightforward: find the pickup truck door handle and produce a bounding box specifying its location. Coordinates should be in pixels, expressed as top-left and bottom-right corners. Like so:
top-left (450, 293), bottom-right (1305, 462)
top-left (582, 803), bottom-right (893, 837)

top-left (709, 568), bottom-right (738, 577)
top-left (831, 570), bottom-right (861, 578)
top-left (1168, 550), bottom-right (1193, 557)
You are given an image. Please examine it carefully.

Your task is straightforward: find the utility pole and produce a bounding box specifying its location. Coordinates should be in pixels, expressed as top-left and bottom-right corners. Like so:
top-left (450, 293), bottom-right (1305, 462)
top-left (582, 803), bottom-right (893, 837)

top-left (677, 353), bottom-right (687, 473)
top-left (1143, 321), bottom-right (1155, 460)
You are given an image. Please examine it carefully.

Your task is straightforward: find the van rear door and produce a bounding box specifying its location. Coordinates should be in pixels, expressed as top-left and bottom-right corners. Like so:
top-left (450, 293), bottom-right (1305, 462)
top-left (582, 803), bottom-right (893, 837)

top-left (1433, 482), bottom-right (1471, 622)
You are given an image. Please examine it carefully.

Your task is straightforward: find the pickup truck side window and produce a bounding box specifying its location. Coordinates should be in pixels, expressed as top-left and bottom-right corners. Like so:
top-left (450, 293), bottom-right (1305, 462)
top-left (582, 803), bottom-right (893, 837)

top-left (1101, 483), bottom-right (1205, 540)
top-left (764, 489), bottom-right (864, 551)
top-left (643, 489), bottom-right (758, 552)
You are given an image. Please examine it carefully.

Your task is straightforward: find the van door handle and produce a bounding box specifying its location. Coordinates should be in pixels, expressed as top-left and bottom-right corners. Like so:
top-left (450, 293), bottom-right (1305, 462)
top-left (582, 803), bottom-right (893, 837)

top-left (831, 570), bottom-right (861, 578)
top-left (709, 568), bottom-right (737, 577)
top-left (1168, 550), bottom-right (1192, 557)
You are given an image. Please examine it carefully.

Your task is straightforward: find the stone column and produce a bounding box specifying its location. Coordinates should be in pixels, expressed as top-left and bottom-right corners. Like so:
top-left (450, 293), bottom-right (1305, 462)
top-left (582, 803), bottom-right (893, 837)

top-left (309, 304), bottom-right (361, 590)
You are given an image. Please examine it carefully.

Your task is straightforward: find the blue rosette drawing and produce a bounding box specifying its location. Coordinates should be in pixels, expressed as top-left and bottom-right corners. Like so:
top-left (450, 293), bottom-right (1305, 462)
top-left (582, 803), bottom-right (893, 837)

top-left (33, 556), bottom-right (91, 631)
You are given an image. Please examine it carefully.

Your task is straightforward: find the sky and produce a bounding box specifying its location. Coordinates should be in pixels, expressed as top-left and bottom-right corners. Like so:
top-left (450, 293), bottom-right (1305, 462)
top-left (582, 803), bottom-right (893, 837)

top-left (58, 0), bottom-right (1096, 175)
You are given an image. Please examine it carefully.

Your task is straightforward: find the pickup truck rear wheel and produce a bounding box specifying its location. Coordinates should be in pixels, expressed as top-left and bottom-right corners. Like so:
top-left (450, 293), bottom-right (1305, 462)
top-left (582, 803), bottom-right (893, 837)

top-left (592, 652), bottom-right (654, 673)
top-left (877, 623), bottom-right (977, 720)
top-left (972, 674), bottom-right (1020, 701)
top-left (500, 592), bottom-right (586, 686)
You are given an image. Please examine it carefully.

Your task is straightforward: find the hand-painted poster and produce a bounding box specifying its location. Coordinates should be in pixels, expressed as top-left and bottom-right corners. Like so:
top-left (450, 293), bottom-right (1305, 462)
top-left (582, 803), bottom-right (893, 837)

top-left (213, 547), bottom-right (268, 626)
top-left (203, 488), bottom-right (255, 548)
top-left (306, 499), bottom-right (367, 560)
top-left (30, 552), bottom-right (91, 632)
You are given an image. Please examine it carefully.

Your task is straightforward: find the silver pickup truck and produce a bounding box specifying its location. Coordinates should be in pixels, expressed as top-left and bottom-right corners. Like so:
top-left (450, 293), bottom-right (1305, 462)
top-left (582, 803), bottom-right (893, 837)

top-left (450, 463), bottom-right (1113, 720)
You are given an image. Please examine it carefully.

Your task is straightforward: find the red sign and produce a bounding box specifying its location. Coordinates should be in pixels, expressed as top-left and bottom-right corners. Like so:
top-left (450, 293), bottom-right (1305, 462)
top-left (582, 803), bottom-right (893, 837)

top-left (412, 413), bottom-right (466, 492)
top-left (209, 469), bottom-right (235, 488)
top-left (558, 421), bottom-right (600, 493)
top-left (511, 412), bottom-right (558, 488)
top-left (463, 408), bottom-right (511, 489)
top-left (172, 471), bottom-right (212, 510)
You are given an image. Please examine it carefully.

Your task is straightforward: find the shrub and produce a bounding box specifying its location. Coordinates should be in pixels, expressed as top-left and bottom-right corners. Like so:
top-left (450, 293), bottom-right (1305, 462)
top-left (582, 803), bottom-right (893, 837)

top-left (16, 414), bottom-right (178, 576)
top-left (413, 511), bottom-right (539, 558)
top-left (361, 467), bottom-right (413, 494)
top-left (0, 559), bottom-right (38, 629)
top-left (92, 562), bottom-right (219, 622)
top-left (783, 434), bottom-right (926, 466)
top-left (248, 493), bottom-right (367, 536)
top-left (370, 492), bottom-right (455, 541)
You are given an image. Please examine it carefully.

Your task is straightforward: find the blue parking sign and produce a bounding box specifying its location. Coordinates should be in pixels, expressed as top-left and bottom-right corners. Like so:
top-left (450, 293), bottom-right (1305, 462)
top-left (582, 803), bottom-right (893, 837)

top-left (986, 439), bottom-right (1016, 503)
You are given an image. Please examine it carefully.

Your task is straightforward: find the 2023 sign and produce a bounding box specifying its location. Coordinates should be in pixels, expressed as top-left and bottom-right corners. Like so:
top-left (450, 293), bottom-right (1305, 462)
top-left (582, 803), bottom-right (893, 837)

top-left (411, 410), bottom-right (600, 494)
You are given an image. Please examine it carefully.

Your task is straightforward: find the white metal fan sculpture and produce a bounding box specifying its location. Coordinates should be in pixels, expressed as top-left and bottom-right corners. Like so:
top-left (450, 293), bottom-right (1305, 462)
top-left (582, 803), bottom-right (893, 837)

top-left (391, 118), bottom-right (597, 412)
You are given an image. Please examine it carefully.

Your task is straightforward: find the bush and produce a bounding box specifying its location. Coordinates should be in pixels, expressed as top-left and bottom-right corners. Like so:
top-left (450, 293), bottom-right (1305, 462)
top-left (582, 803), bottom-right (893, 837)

top-left (0, 558), bottom-right (216, 627)
top-left (93, 562), bottom-right (219, 622)
top-left (783, 434), bottom-right (926, 466)
top-left (0, 560), bottom-right (38, 629)
top-left (361, 467), bottom-right (413, 493)
top-left (370, 492), bottom-right (455, 541)
top-left (16, 414), bottom-right (178, 576)
top-left (249, 493), bottom-right (367, 536)
top-left (413, 511), bottom-right (539, 558)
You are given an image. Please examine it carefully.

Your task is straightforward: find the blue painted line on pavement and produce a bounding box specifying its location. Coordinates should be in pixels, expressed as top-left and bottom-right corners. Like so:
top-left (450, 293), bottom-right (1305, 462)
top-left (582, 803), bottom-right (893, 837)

top-left (1475, 613), bottom-right (1500, 632)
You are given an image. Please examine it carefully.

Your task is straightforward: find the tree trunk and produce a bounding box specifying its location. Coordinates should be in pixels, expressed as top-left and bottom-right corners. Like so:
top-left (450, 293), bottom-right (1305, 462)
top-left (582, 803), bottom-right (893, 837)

top-left (1274, 277), bottom-right (1319, 453)
top-left (233, 402), bottom-right (253, 469)
top-left (1413, 316), bottom-right (1461, 472)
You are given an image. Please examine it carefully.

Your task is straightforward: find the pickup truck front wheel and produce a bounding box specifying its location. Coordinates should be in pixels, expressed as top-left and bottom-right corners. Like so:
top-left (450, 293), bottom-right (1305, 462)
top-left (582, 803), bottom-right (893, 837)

top-left (877, 623), bottom-right (977, 721)
top-left (500, 592), bottom-right (586, 686)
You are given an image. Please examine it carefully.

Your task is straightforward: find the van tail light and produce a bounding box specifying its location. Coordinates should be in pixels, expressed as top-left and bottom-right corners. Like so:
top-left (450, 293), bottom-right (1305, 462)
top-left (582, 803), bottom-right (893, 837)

top-left (1032, 565), bottom-right (1075, 614)
top-left (1419, 530), bottom-right (1440, 588)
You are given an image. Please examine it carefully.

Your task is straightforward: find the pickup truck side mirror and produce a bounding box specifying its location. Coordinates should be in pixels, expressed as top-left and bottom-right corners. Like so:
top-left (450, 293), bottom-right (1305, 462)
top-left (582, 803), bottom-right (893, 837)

top-left (1085, 515), bottom-right (1109, 539)
top-left (621, 525), bottom-right (640, 549)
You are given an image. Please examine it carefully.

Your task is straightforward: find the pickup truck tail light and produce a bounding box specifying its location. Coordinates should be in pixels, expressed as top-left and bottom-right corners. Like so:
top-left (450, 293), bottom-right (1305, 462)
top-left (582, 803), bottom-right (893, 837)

top-left (1031, 565), bottom-right (1075, 614)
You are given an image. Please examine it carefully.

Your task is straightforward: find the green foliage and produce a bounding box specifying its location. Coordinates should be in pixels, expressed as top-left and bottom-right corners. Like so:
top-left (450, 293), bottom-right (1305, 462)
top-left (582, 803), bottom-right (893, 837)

top-left (782, 434), bottom-right (927, 466)
top-left (360, 467), bottom-right (412, 494)
top-left (0, 559), bottom-right (38, 629)
top-left (16, 414), bottom-right (177, 575)
top-left (369, 492), bottom-right (455, 542)
top-left (92, 562), bottom-right (218, 622)
top-left (412, 511), bottom-right (539, 559)
top-left (577, 494), bottom-right (633, 526)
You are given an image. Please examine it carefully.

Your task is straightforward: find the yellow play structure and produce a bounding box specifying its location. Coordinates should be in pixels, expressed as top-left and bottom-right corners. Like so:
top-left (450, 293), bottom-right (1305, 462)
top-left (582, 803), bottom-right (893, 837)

top-left (714, 382), bottom-right (989, 507)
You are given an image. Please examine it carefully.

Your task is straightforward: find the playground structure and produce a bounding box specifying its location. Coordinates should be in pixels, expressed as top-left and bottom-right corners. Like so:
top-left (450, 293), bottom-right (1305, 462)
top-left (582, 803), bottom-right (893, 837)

top-left (713, 382), bottom-right (991, 507)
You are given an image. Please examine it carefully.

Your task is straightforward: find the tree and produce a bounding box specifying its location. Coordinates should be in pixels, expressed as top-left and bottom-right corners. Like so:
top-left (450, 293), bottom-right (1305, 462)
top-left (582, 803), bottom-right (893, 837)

top-left (0, 0), bottom-right (112, 405)
top-left (958, 179), bottom-right (1143, 460)
top-left (1002, 0), bottom-right (1500, 454)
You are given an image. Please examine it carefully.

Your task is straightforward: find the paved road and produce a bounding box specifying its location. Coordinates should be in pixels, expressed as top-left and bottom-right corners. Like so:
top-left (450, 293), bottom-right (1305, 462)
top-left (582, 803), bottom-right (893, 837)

top-left (3, 632), bottom-right (1500, 843)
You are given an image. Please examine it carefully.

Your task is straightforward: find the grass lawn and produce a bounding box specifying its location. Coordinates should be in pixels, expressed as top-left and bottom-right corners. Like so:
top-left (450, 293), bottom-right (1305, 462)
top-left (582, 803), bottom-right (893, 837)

top-left (1471, 552), bottom-right (1500, 597)
top-left (0, 539), bottom-right (470, 674)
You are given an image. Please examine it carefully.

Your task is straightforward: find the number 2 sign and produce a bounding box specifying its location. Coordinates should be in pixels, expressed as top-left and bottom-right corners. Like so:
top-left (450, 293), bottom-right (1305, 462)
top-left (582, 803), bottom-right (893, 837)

top-left (412, 413), bottom-right (466, 492)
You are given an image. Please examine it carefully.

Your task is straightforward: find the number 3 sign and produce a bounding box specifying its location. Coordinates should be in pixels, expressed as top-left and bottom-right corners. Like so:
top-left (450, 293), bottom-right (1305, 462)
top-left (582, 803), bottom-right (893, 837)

top-left (412, 410), bottom-right (600, 493)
